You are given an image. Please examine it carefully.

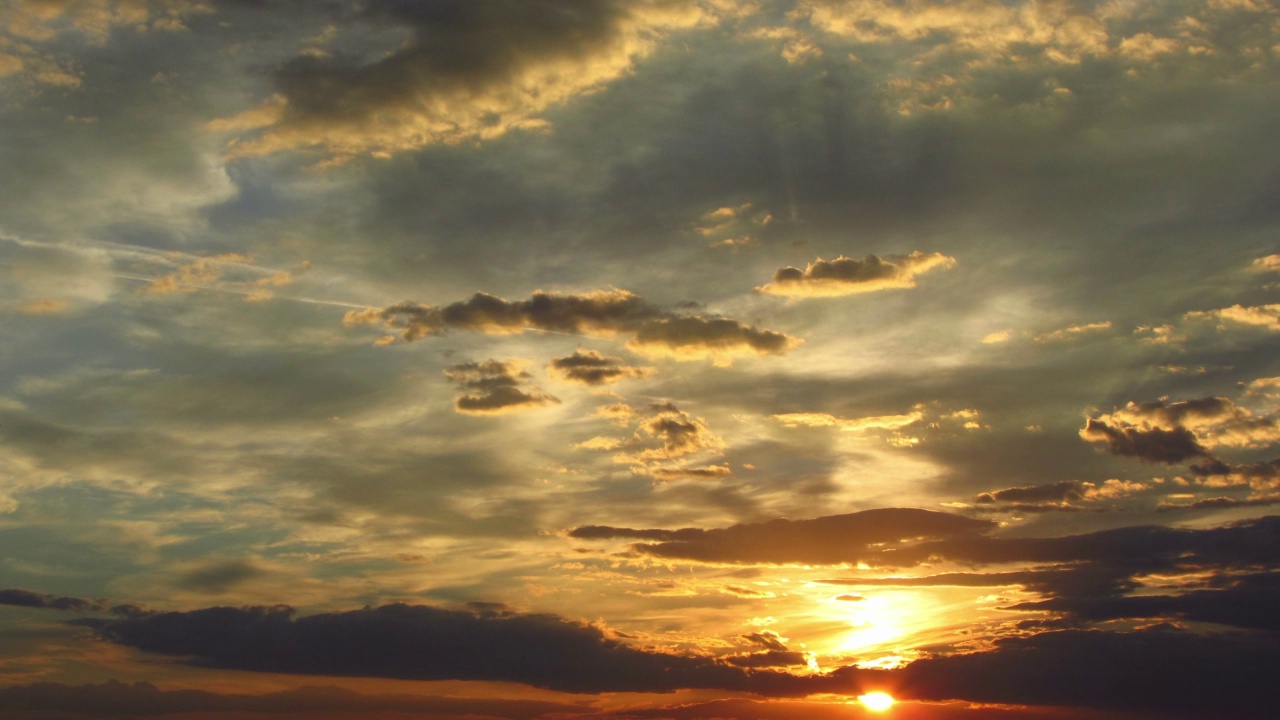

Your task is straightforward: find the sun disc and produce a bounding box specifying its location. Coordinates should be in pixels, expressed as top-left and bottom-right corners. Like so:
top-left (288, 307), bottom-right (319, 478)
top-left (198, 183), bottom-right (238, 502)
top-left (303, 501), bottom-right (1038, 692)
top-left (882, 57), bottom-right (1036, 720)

top-left (858, 691), bottom-right (896, 712)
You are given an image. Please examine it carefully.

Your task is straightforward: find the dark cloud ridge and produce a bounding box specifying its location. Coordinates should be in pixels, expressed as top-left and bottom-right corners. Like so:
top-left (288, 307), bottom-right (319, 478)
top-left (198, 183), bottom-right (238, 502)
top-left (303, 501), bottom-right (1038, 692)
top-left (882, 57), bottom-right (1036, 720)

top-left (81, 602), bottom-right (786, 694)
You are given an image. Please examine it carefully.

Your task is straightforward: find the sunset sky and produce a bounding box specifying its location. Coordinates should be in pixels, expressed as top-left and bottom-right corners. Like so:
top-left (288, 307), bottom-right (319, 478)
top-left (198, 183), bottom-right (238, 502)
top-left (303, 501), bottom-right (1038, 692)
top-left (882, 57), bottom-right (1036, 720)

top-left (1, 1), bottom-right (1279, 718)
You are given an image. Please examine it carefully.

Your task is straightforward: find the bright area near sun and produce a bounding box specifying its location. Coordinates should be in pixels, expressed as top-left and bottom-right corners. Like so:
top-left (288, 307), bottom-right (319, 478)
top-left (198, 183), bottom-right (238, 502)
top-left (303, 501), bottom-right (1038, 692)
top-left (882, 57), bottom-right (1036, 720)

top-left (858, 691), bottom-right (896, 711)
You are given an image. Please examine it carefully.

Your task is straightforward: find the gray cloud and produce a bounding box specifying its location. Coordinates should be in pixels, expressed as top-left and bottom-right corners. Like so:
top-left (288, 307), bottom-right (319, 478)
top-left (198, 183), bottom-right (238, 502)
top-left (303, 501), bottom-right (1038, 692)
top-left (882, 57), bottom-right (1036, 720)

top-left (1079, 418), bottom-right (1210, 464)
top-left (346, 290), bottom-right (799, 362)
top-left (444, 359), bottom-right (559, 414)
top-left (548, 349), bottom-right (655, 386)
top-left (758, 252), bottom-right (955, 297)
top-left (216, 0), bottom-right (735, 161)
top-left (0, 588), bottom-right (103, 612)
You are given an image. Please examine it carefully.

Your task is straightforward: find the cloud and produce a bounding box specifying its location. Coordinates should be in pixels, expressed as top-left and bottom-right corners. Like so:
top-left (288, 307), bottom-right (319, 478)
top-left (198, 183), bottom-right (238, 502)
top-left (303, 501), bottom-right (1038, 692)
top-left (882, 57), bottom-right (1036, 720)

top-left (1079, 418), bottom-right (1211, 464)
top-left (771, 410), bottom-right (923, 432)
top-left (1033, 321), bottom-right (1112, 343)
top-left (135, 254), bottom-right (249, 295)
top-left (798, 0), bottom-right (1110, 63)
top-left (625, 316), bottom-right (800, 364)
top-left (444, 360), bottom-right (559, 414)
top-left (757, 252), bottom-right (955, 298)
top-left (975, 480), bottom-right (1083, 505)
top-left (568, 508), bottom-right (996, 565)
top-left (974, 480), bottom-right (1150, 512)
top-left (0, 588), bottom-right (102, 612)
top-left (1091, 397), bottom-right (1280, 450)
top-left (0, 680), bottom-right (585, 719)
top-left (1187, 303), bottom-right (1280, 330)
top-left (1188, 457), bottom-right (1280, 493)
top-left (215, 0), bottom-right (736, 162)
top-left (576, 403), bottom-right (727, 478)
top-left (176, 560), bottom-right (266, 595)
top-left (549, 349), bottom-right (655, 386)
top-left (1251, 254), bottom-right (1280, 272)
top-left (15, 299), bottom-right (69, 314)
top-left (345, 290), bottom-right (799, 363)
top-left (648, 464), bottom-right (732, 481)
top-left (889, 627), bottom-right (1278, 716)
top-left (81, 602), bottom-right (785, 694)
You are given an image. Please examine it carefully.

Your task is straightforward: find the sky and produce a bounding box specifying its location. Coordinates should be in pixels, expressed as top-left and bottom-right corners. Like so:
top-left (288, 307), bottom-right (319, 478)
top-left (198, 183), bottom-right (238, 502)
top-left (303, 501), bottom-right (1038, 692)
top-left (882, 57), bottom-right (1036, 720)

top-left (1, 0), bottom-right (1278, 718)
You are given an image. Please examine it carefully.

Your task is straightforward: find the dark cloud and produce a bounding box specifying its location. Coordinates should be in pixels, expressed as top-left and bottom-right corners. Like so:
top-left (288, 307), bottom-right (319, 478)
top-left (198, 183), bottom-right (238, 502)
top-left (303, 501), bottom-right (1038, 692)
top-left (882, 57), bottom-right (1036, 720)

top-left (346, 290), bottom-right (658, 340)
top-left (0, 679), bottom-right (583, 720)
top-left (741, 630), bottom-right (788, 652)
top-left (757, 252), bottom-right (955, 297)
top-left (81, 602), bottom-right (788, 694)
top-left (975, 480), bottom-right (1083, 504)
top-left (0, 588), bottom-right (102, 612)
top-left (444, 359), bottom-right (559, 414)
top-left (625, 315), bottom-right (800, 362)
top-left (888, 627), bottom-right (1279, 718)
top-left (218, 0), bottom-right (729, 160)
top-left (177, 560), bottom-right (266, 594)
top-left (1159, 494), bottom-right (1280, 511)
top-left (1007, 571), bottom-right (1280, 632)
top-left (345, 290), bottom-right (799, 362)
top-left (548, 349), bottom-right (655, 386)
top-left (568, 508), bottom-right (996, 565)
top-left (1188, 457), bottom-right (1280, 492)
top-left (1079, 418), bottom-right (1210, 464)
top-left (724, 650), bottom-right (810, 668)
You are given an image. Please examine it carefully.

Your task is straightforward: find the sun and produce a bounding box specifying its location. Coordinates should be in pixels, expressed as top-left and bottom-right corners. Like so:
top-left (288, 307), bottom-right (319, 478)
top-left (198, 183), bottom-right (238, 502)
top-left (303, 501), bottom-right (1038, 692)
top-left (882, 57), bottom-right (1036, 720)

top-left (857, 691), bottom-right (896, 712)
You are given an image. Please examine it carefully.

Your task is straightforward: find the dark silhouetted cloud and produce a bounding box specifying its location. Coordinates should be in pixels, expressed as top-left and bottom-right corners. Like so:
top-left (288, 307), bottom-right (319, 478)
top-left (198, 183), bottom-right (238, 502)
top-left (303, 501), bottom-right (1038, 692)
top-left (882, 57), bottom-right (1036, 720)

top-left (81, 602), bottom-right (791, 694)
top-left (0, 588), bottom-right (102, 612)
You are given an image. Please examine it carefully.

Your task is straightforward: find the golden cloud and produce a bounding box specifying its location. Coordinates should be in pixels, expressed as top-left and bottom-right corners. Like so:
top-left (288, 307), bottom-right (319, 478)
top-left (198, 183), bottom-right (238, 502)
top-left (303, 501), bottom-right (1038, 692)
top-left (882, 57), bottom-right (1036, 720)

top-left (757, 252), bottom-right (955, 297)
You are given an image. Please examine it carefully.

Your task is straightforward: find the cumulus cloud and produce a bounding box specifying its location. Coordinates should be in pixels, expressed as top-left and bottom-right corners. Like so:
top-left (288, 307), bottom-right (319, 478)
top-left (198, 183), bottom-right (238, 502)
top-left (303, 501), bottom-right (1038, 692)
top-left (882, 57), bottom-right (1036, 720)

top-left (1188, 457), bottom-right (1280, 493)
top-left (1187, 303), bottom-right (1280, 330)
top-left (757, 252), bottom-right (955, 297)
top-left (1251, 254), bottom-right (1280, 272)
top-left (1079, 417), bottom-right (1209, 464)
top-left (1091, 397), bottom-right (1280, 451)
top-left (215, 0), bottom-right (737, 162)
top-left (345, 290), bottom-right (798, 363)
top-left (548, 349), bottom-right (655, 386)
top-left (974, 479), bottom-right (1150, 512)
top-left (568, 508), bottom-right (996, 565)
top-left (582, 403), bottom-right (726, 470)
top-left (444, 359), bottom-right (559, 414)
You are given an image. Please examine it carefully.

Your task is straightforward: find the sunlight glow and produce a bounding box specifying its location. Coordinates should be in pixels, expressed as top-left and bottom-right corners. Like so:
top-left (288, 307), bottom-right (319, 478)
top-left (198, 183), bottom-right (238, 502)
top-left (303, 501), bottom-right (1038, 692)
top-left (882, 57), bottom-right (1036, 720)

top-left (858, 691), bottom-right (896, 712)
